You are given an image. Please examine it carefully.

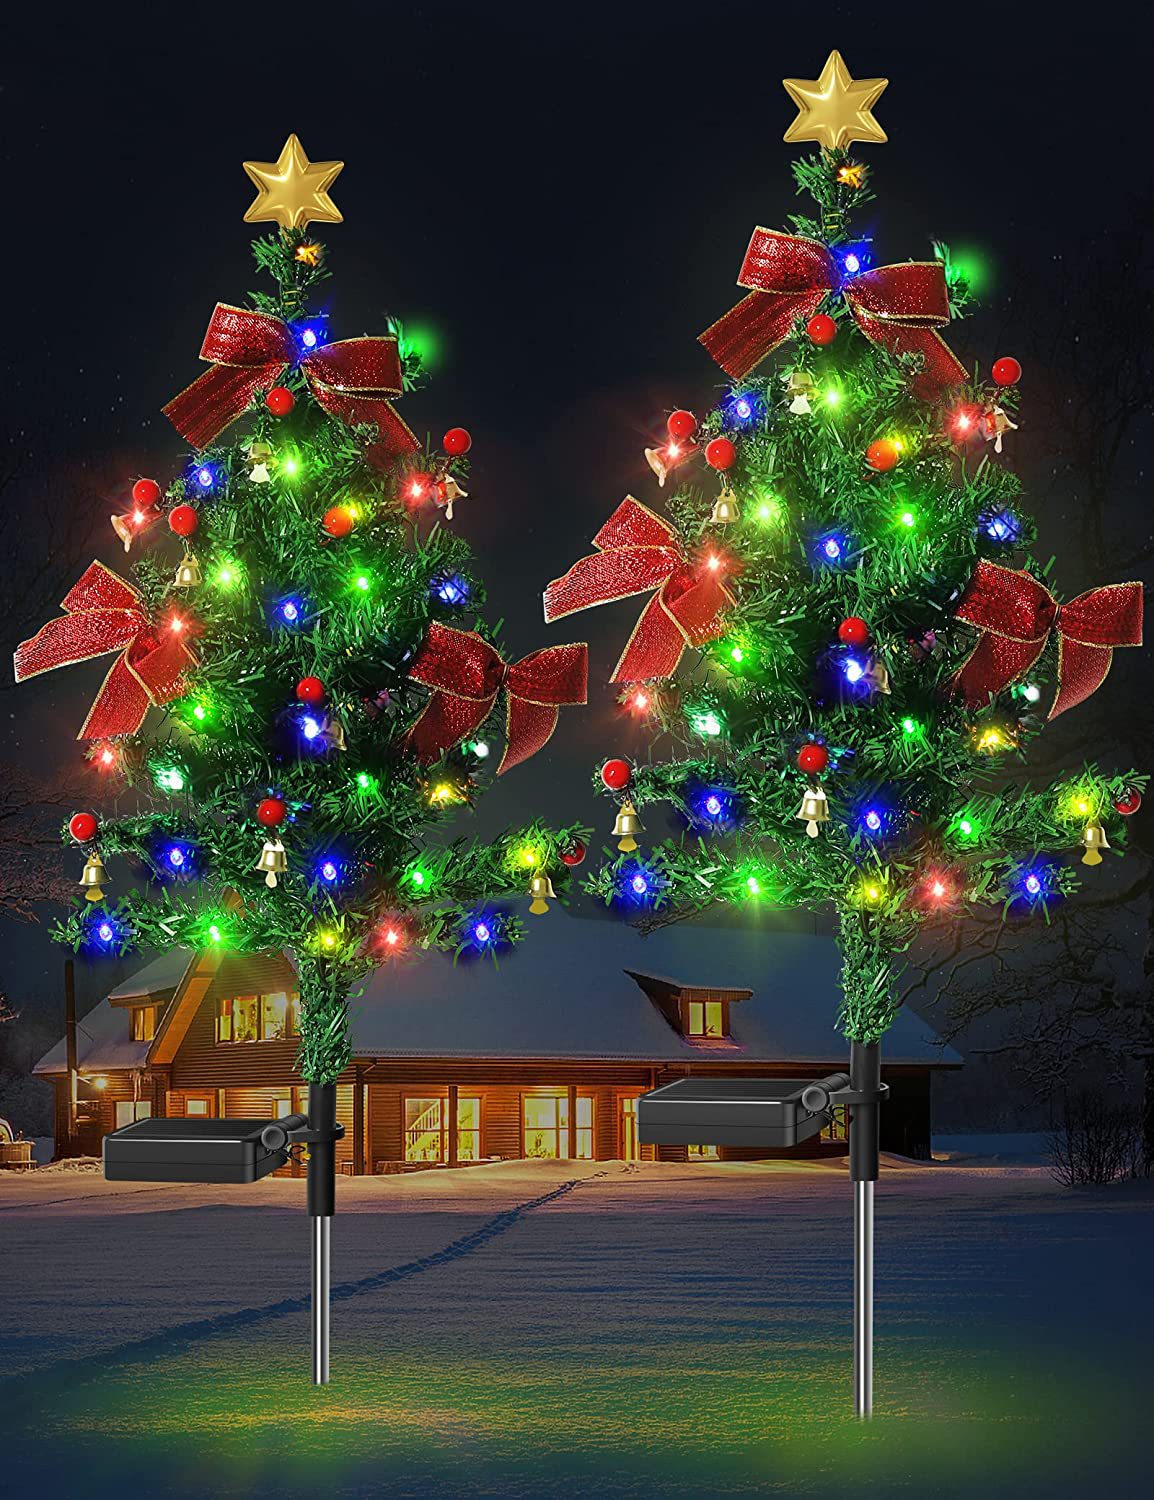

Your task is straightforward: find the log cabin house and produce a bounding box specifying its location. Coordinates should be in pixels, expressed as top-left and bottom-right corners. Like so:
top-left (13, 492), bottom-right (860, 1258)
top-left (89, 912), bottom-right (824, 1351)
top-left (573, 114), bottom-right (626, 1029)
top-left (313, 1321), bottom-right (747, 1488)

top-left (34, 915), bottom-right (960, 1170)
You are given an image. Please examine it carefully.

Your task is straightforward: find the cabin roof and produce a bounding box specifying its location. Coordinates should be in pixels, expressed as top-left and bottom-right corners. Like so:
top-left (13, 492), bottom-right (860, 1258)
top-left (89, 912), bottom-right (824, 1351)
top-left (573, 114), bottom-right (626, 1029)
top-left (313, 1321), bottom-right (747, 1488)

top-left (33, 914), bottom-right (962, 1075)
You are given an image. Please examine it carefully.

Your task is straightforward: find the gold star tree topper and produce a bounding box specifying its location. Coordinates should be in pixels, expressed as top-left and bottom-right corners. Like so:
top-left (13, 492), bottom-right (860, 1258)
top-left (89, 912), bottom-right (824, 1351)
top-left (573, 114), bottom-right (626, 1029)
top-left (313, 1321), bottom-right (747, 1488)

top-left (782, 51), bottom-right (888, 151)
top-left (242, 134), bottom-right (344, 231)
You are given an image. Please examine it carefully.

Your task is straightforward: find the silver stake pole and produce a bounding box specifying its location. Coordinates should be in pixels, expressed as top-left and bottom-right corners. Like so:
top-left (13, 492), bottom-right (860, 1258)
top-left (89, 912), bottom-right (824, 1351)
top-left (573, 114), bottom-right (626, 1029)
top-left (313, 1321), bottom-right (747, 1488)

top-left (312, 1214), bottom-right (331, 1385)
top-left (853, 1179), bottom-right (874, 1417)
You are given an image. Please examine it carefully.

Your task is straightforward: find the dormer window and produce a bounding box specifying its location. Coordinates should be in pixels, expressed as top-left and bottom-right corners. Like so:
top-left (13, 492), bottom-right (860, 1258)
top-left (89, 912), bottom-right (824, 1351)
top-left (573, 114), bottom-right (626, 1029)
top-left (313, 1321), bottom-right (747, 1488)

top-left (685, 1000), bottom-right (726, 1039)
top-left (130, 1005), bottom-right (157, 1042)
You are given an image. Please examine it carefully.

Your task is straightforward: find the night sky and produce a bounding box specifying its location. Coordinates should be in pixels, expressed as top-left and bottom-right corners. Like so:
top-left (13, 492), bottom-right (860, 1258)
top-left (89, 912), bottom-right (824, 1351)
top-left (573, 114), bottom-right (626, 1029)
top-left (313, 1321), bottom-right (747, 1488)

top-left (3, 4), bottom-right (1151, 1015)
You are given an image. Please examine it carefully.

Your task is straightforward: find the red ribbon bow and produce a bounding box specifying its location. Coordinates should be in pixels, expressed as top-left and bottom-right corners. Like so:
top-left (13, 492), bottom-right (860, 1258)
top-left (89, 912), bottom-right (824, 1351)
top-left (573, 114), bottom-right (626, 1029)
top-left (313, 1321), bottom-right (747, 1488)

top-left (950, 559), bottom-right (1143, 718)
top-left (163, 304), bottom-right (420, 467)
top-left (14, 562), bottom-right (197, 739)
top-left (405, 622), bottom-right (588, 775)
top-left (543, 497), bottom-right (734, 682)
top-left (699, 228), bottom-right (967, 399)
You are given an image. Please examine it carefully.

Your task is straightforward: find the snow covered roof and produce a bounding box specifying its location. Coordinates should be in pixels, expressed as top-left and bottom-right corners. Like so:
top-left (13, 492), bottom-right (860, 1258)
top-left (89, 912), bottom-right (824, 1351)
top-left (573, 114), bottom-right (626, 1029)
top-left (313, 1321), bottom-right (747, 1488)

top-left (33, 998), bottom-right (152, 1076)
top-left (33, 914), bottom-right (961, 1076)
top-left (349, 912), bottom-right (960, 1067)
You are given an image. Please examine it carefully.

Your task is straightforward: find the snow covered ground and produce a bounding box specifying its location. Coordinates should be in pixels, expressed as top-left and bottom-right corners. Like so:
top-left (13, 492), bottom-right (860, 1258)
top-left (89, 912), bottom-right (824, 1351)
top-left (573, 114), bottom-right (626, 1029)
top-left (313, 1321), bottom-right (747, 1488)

top-left (0, 1158), bottom-right (1150, 1498)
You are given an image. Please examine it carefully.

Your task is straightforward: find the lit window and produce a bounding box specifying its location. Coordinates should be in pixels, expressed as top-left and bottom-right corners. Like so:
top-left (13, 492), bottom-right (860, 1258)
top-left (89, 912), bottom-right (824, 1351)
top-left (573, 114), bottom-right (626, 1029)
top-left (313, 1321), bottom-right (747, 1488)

top-left (130, 1005), bottom-right (157, 1042)
top-left (114, 1101), bottom-right (152, 1128)
top-left (686, 1000), bottom-right (725, 1038)
top-left (687, 1143), bottom-right (720, 1160)
top-left (522, 1094), bottom-right (593, 1159)
top-left (404, 1096), bottom-right (482, 1163)
top-left (216, 992), bottom-right (300, 1043)
top-left (184, 1097), bottom-right (212, 1116)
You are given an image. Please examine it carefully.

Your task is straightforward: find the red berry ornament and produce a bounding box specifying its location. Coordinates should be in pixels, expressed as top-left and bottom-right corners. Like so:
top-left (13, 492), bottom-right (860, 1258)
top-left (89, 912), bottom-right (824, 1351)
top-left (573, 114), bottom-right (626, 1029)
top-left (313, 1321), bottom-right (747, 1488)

top-left (560, 839), bottom-right (587, 867)
top-left (865, 439), bottom-right (900, 473)
top-left (322, 506), bottom-right (355, 539)
top-left (600, 758), bottom-right (631, 791)
top-left (796, 743), bottom-right (829, 775)
top-left (991, 356), bottom-right (1022, 387)
top-left (806, 313), bottom-right (838, 346)
top-left (704, 436), bottom-right (737, 471)
top-left (257, 797), bottom-right (287, 828)
top-left (265, 386), bottom-right (296, 416)
top-left (442, 427), bottom-right (472, 456)
top-left (1114, 787), bottom-right (1143, 817)
top-left (296, 676), bottom-right (326, 705)
top-left (168, 504), bottom-right (198, 538)
top-left (667, 409), bottom-right (697, 441)
top-left (837, 616), bottom-right (870, 647)
top-left (132, 478), bottom-right (162, 509)
top-left (69, 811), bottom-right (98, 843)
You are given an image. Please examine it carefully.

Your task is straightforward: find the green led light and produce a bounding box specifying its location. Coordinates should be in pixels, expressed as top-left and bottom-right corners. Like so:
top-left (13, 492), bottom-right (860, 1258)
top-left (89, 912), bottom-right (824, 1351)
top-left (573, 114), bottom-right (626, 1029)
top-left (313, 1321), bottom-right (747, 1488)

top-left (156, 766), bottom-right (185, 793)
top-left (899, 510), bottom-right (916, 528)
top-left (208, 924), bottom-right (222, 944)
top-left (958, 819), bottom-right (972, 836)
top-left (824, 388), bottom-right (841, 407)
top-left (354, 770), bottom-right (379, 794)
top-left (746, 876), bottom-right (761, 896)
top-left (690, 709), bottom-right (723, 738)
top-left (354, 574), bottom-right (371, 592)
top-left (757, 497), bottom-right (782, 523)
top-left (282, 456), bottom-right (300, 477)
top-left (901, 717), bottom-right (918, 735)
top-left (470, 740), bottom-right (490, 759)
top-left (215, 561), bottom-right (242, 588)
top-left (409, 869), bottom-right (427, 888)
top-left (730, 646), bottom-right (744, 663)
top-left (192, 703), bottom-right (208, 722)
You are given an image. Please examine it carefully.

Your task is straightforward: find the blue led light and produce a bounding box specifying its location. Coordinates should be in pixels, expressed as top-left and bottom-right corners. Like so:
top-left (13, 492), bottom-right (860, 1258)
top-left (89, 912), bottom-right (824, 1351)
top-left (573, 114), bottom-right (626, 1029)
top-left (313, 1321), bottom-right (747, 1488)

top-left (97, 921), bottom-right (114, 943)
top-left (196, 465), bottom-right (215, 490)
top-left (734, 397), bottom-right (753, 420)
top-left (320, 860), bottom-right (339, 883)
top-left (703, 794), bottom-right (723, 818)
top-left (824, 538), bottom-right (842, 561)
top-left (301, 328), bottom-right (318, 349)
top-left (473, 921), bottom-right (492, 945)
top-left (983, 509), bottom-right (1021, 544)
top-left (167, 846), bottom-right (186, 869)
top-left (301, 715), bottom-right (322, 742)
top-left (864, 809), bottom-right (882, 833)
top-left (433, 574), bottom-right (470, 607)
top-left (843, 253), bottom-right (861, 274)
top-left (630, 873), bottom-right (649, 895)
top-left (276, 596), bottom-right (304, 627)
top-left (1024, 873), bottom-right (1042, 896)
top-left (842, 656), bottom-right (866, 685)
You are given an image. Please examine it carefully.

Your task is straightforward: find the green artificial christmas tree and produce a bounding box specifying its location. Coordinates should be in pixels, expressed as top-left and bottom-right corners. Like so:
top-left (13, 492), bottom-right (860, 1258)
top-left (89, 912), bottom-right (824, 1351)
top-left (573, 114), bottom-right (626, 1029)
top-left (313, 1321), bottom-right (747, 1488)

top-left (543, 55), bottom-right (1145, 1413)
top-left (15, 135), bottom-right (587, 1381)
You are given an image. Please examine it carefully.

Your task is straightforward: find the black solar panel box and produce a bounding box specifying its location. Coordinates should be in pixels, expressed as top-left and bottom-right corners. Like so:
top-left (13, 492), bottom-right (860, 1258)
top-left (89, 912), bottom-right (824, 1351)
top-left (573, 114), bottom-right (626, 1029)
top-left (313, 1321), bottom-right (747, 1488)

top-left (103, 1117), bottom-right (289, 1183)
top-left (638, 1077), bottom-right (828, 1149)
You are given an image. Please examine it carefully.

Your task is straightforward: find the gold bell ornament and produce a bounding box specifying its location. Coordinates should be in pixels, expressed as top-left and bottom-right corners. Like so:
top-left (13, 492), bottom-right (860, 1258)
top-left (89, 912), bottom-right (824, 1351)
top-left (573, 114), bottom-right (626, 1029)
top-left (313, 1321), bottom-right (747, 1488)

top-left (796, 785), bottom-right (830, 838)
top-left (255, 838), bottom-right (288, 888)
top-left (710, 482), bottom-right (741, 525)
top-left (644, 443), bottom-right (692, 487)
top-left (983, 405), bottom-right (1018, 454)
top-left (864, 660), bottom-right (891, 695)
top-left (79, 852), bottom-right (110, 902)
top-left (1080, 821), bottom-right (1110, 866)
top-left (173, 551), bottom-right (202, 589)
top-left (436, 474), bottom-right (468, 521)
top-left (784, 369), bottom-right (816, 415)
top-left (245, 440), bottom-right (274, 484)
top-left (612, 799), bottom-right (643, 852)
top-left (528, 872), bottom-right (557, 915)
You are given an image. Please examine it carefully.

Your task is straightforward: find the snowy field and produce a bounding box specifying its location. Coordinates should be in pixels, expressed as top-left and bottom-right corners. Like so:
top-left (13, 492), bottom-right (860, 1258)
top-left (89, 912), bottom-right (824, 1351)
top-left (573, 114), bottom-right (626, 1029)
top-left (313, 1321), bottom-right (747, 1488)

top-left (0, 1158), bottom-right (1150, 1499)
